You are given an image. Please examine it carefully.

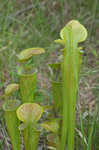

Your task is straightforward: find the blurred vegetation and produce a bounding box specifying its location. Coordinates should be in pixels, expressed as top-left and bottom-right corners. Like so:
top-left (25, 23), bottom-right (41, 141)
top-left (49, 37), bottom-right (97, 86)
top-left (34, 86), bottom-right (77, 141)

top-left (0, 0), bottom-right (99, 149)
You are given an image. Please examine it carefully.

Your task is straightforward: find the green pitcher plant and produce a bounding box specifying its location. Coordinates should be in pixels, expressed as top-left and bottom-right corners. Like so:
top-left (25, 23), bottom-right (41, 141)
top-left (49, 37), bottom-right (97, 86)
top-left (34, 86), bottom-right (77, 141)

top-left (0, 83), bottom-right (19, 101)
top-left (41, 119), bottom-right (60, 149)
top-left (4, 83), bottom-right (19, 96)
top-left (55, 20), bottom-right (88, 150)
top-left (16, 103), bottom-right (44, 150)
top-left (17, 47), bottom-right (45, 103)
top-left (2, 99), bottom-right (21, 150)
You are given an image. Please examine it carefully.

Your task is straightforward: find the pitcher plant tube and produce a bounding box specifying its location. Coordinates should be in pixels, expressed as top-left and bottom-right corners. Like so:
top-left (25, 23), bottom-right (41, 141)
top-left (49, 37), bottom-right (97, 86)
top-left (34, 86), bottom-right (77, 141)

top-left (55, 20), bottom-right (88, 150)
top-left (18, 68), bottom-right (37, 103)
top-left (48, 63), bottom-right (62, 115)
top-left (2, 100), bottom-right (21, 150)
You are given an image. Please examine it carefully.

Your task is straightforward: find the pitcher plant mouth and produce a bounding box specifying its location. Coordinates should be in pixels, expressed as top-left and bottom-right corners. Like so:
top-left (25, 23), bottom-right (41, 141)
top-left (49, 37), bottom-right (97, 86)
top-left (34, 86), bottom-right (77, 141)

top-left (17, 47), bottom-right (45, 63)
top-left (3, 100), bottom-right (21, 111)
top-left (4, 83), bottom-right (19, 96)
top-left (17, 67), bottom-right (38, 77)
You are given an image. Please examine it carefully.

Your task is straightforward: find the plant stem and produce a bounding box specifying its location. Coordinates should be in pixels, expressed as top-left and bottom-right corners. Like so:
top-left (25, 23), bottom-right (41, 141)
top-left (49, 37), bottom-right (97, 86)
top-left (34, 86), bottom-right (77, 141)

top-left (23, 123), bottom-right (40, 150)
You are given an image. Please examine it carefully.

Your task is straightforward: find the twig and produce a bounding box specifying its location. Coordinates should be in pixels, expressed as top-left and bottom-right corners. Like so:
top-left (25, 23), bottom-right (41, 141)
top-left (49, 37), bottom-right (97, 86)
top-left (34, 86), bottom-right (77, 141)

top-left (8, 5), bottom-right (34, 26)
top-left (9, 5), bottom-right (34, 18)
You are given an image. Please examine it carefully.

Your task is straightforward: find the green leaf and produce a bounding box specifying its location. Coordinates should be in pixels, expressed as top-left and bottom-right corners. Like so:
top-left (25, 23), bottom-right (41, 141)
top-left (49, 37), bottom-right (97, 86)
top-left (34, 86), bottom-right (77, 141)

top-left (91, 49), bottom-right (98, 57)
top-left (54, 39), bottom-right (65, 46)
top-left (47, 134), bottom-right (57, 148)
top-left (41, 120), bottom-right (59, 133)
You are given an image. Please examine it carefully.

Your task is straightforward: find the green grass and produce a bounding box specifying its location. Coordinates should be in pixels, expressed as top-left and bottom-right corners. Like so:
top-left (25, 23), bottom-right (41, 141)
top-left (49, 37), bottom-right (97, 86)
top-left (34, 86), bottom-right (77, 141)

top-left (0, 0), bottom-right (99, 149)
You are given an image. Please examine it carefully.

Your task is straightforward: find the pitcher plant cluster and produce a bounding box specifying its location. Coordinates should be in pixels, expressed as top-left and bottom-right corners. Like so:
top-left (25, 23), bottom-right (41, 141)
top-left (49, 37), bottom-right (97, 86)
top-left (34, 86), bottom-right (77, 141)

top-left (2, 20), bottom-right (87, 150)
